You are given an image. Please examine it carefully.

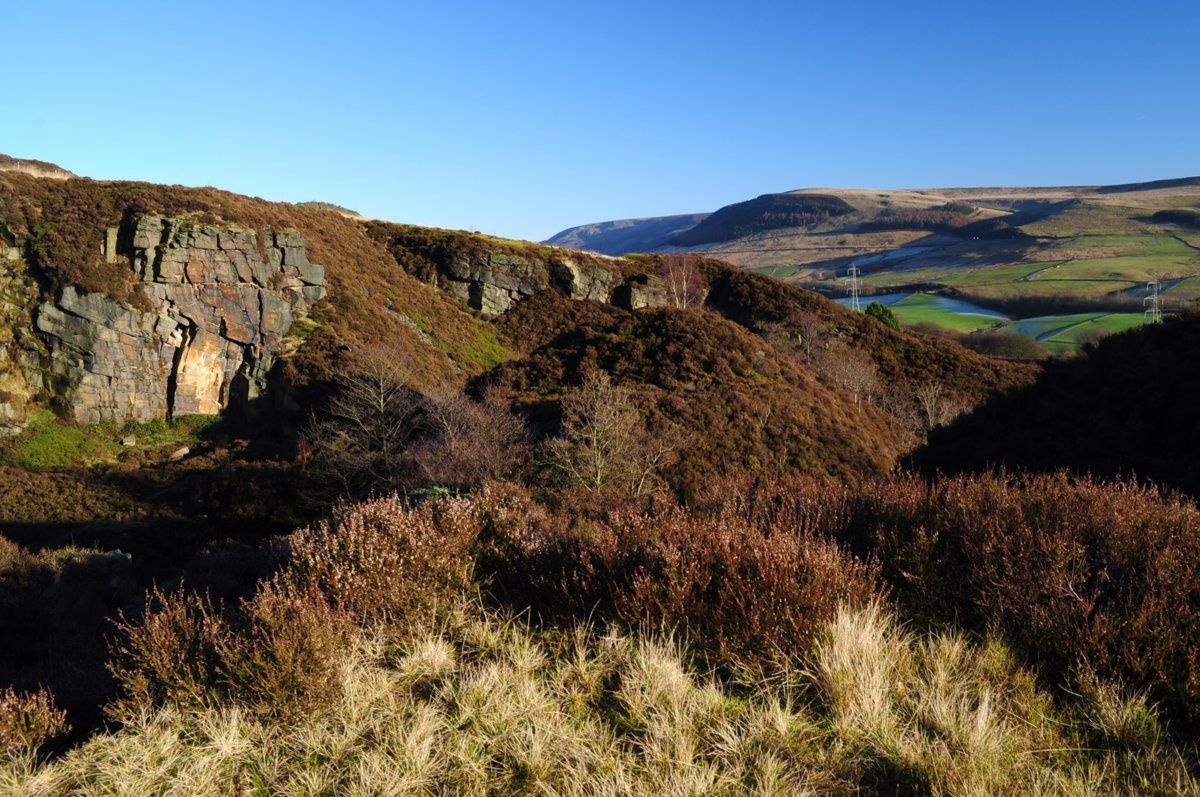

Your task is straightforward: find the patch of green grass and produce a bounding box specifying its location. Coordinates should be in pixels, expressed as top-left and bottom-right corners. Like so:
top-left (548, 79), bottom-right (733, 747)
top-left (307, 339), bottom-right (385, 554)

top-left (996, 312), bottom-right (1147, 353)
top-left (889, 293), bottom-right (1005, 333)
top-left (1039, 255), bottom-right (1197, 284)
top-left (463, 321), bottom-right (514, 370)
top-left (1042, 313), bottom-right (1147, 349)
top-left (7, 410), bottom-right (121, 469)
top-left (4, 411), bottom-right (223, 470)
top-left (290, 316), bottom-right (320, 340)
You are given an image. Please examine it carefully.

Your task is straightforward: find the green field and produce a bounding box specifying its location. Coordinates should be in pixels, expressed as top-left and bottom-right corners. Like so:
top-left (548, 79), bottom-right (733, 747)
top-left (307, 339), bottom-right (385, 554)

top-left (885, 293), bottom-right (1007, 333)
top-left (844, 233), bottom-right (1200, 304)
top-left (997, 312), bottom-right (1148, 352)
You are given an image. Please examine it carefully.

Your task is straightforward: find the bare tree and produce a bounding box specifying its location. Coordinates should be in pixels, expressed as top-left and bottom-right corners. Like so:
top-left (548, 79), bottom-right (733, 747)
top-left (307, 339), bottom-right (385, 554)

top-left (761, 311), bottom-right (827, 363)
top-left (545, 370), bottom-right (681, 495)
top-left (791, 311), bottom-right (828, 362)
top-left (303, 345), bottom-right (422, 496)
top-left (912, 380), bottom-right (964, 432)
top-left (412, 390), bottom-right (529, 488)
top-left (661, 254), bottom-right (706, 310)
top-left (815, 345), bottom-right (879, 405)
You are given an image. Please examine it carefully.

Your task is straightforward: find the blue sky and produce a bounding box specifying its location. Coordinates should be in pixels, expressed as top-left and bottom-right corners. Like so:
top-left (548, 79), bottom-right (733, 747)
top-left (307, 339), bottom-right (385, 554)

top-left (4, 1), bottom-right (1198, 240)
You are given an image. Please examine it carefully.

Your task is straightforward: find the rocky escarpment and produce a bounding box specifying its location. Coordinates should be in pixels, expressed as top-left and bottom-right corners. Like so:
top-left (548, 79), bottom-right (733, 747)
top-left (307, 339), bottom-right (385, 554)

top-left (364, 223), bottom-right (677, 317)
top-left (436, 249), bottom-right (622, 315)
top-left (0, 216), bottom-right (324, 431)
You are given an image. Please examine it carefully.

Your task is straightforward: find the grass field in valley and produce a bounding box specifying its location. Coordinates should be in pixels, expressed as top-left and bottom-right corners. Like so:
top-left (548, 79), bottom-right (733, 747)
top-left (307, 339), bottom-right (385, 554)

top-left (841, 293), bottom-right (1009, 332)
top-left (998, 312), bottom-right (1148, 352)
top-left (840, 292), bottom-right (1152, 352)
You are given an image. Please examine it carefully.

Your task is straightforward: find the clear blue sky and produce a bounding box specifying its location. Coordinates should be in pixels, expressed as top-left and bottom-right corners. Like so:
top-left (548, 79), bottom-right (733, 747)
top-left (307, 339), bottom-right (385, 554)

top-left (4, 1), bottom-right (1198, 241)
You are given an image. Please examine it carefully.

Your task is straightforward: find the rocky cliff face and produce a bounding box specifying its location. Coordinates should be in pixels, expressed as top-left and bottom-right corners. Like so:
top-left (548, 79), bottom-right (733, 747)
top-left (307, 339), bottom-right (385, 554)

top-left (435, 249), bottom-right (622, 316)
top-left (0, 215), bottom-right (324, 431)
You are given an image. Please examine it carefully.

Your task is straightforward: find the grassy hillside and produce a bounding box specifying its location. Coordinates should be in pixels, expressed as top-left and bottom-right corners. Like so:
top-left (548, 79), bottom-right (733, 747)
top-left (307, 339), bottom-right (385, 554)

top-left (544, 212), bottom-right (708, 255)
top-left (549, 179), bottom-right (1200, 339)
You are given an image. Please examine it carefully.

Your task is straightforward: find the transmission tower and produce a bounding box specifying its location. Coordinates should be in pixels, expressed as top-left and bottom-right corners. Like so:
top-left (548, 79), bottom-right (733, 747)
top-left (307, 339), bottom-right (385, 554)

top-left (847, 265), bottom-right (862, 312)
top-left (1144, 280), bottom-right (1163, 324)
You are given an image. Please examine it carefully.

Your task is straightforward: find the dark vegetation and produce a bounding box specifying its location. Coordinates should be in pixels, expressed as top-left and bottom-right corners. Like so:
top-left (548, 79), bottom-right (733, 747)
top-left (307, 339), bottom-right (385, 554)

top-left (856, 207), bottom-right (976, 233)
top-left (956, 290), bottom-right (1144, 317)
top-left (909, 322), bottom-right (1052, 360)
top-left (916, 310), bottom-right (1200, 499)
top-left (864, 301), bottom-right (900, 329)
top-left (1151, 207), bottom-right (1200, 229)
top-left (670, 192), bottom-right (854, 246)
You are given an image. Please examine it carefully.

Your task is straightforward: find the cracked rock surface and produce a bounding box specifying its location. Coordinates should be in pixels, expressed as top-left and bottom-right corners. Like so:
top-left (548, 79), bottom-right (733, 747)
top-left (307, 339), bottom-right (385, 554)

top-left (15, 215), bottom-right (325, 425)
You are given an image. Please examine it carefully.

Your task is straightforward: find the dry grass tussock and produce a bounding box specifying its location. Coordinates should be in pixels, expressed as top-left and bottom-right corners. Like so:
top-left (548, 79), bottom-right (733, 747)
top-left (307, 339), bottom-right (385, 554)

top-left (3, 604), bottom-right (1194, 796)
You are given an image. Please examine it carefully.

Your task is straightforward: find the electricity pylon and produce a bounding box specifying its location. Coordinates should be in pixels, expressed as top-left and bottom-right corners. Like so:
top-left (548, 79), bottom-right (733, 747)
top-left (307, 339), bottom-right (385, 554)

top-left (847, 265), bottom-right (862, 312)
top-left (1144, 280), bottom-right (1163, 324)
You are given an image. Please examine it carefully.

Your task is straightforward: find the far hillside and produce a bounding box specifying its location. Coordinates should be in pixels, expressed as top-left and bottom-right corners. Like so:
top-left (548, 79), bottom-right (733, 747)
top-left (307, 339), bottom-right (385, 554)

top-left (549, 178), bottom-right (1200, 350)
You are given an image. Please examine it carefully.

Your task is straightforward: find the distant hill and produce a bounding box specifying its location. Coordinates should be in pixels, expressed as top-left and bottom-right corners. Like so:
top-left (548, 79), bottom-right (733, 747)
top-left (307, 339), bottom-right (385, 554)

top-left (0, 154), bottom-right (74, 179)
top-left (670, 193), bottom-right (854, 247)
top-left (544, 212), bottom-right (707, 255)
top-left (547, 178), bottom-right (1200, 317)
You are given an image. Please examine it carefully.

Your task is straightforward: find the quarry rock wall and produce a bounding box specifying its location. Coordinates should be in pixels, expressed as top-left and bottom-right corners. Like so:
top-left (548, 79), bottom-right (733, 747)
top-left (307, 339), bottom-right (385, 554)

top-left (0, 215), bottom-right (324, 431)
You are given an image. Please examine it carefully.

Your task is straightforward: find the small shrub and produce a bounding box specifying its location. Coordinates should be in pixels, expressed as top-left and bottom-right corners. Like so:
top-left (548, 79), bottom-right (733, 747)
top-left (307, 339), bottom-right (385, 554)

top-left (961, 329), bottom-right (1050, 360)
top-left (0, 688), bottom-right (67, 758)
top-left (865, 301), bottom-right (900, 330)
top-left (477, 487), bottom-right (883, 666)
top-left (280, 495), bottom-right (477, 624)
top-left (109, 588), bottom-right (230, 716)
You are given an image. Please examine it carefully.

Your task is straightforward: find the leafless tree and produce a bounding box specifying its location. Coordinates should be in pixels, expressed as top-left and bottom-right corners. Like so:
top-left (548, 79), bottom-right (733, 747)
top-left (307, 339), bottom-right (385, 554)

top-left (303, 345), bottom-right (422, 496)
top-left (912, 380), bottom-right (964, 432)
top-left (412, 390), bottom-right (529, 488)
top-left (815, 345), bottom-right (879, 405)
top-left (661, 254), bottom-right (706, 310)
top-left (762, 311), bottom-right (828, 363)
top-left (545, 370), bottom-right (681, 496)
top-left (792, 311), bottom-right (828, 362)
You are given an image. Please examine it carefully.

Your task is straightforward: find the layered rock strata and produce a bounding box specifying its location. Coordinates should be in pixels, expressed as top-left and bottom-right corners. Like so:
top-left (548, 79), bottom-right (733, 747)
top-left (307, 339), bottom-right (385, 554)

top-left (2, 215), bottom-right (324, 429)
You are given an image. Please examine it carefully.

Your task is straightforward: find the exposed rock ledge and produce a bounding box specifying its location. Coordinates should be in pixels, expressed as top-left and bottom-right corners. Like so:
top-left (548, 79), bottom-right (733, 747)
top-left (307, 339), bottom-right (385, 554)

top-left (1, 215), bottom-right (325, 429)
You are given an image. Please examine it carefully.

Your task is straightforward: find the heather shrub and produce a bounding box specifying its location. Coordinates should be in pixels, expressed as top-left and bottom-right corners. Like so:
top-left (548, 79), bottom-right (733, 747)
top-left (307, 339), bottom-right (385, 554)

top-left (279, 495), bottom-right (477, 623)
top-left (110, 496), bottom-right (478, 719)
top-left (216, 583), bottom-right (345, 721)
top-left (0, 688), bottom-right (67, 758)
top-left (693, 470), bottom-right (1200, 733)
top-left (111, 585), bottom-right (348, 722)
top-left (109, 588), bottom-right (232, 716)
top-left (476, 487), bottom-right (882, 665)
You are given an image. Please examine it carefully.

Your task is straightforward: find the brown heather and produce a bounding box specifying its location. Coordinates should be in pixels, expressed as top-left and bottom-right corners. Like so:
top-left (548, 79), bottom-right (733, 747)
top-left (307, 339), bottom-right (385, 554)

top-left (0, 687), bottom-right (68, 758)
top-left (696, 469), bottom-right (1200, 734)
top-left (475, 484), bottom-right (882, 666)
